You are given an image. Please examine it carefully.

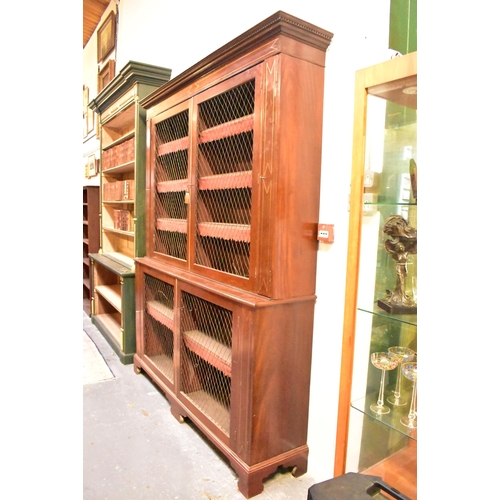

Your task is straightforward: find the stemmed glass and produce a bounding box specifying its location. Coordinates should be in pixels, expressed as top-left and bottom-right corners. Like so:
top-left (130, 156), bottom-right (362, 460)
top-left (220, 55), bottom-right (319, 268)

top-left (370, 352), bottom-right (399, 415)
top-left (400, 362), bottom-right (417, 428)
top-left (387, 346), bottom-right (416, 406)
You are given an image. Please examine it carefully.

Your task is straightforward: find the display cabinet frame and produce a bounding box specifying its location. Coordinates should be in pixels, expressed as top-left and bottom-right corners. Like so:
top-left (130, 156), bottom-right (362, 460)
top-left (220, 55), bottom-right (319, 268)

top-left (334, 51), bottom-right (417, 498)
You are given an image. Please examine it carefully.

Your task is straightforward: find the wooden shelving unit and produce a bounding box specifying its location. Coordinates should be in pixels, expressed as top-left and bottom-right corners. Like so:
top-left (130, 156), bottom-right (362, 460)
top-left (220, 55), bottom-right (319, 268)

top-left (83, 186), bottom-right (99, 315)
top-left (134, 11), bottom-right (333, 498)
top-left (88, 61), bottom-right (171, 364)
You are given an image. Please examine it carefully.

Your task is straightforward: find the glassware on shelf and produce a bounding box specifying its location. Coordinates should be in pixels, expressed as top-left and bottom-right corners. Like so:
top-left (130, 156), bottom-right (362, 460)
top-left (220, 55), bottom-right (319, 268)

top-left (400, 361), bottom-right (417, 428)
top-left (370, 352), bottom-right (399, 415)
top-left (387, 346), bottom-right (416, 406)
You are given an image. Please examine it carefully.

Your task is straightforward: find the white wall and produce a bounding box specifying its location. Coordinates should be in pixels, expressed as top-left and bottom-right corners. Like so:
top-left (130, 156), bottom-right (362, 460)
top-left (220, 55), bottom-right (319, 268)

top-left (83, 0), bottom-right (394, 481)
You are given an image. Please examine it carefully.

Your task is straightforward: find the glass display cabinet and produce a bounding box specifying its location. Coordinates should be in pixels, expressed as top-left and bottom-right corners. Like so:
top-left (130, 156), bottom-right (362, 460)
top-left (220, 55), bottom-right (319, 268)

top-left (334, 51), bottom-right (417, 499)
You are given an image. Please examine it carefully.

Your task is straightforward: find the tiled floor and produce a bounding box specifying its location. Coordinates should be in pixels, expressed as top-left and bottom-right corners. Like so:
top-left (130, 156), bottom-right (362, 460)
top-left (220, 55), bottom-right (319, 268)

top-left (83, 312), bottom-right (318, 499)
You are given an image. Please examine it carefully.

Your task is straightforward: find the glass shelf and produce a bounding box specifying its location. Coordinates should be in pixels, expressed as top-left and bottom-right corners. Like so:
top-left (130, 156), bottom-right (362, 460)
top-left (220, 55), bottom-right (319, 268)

top-left (358, 303), bottom-right (417, 327)
top-left (363, 202), bottom-right (417, 207)
top-left (351, 390), bottom-right (417, 441)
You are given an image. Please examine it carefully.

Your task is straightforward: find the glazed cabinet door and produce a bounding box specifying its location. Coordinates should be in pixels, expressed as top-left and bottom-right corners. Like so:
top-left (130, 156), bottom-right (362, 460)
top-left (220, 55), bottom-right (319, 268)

top-left (191, 67), bottom-right (262, 287)
top-left (140, 270), bottom-right (177, 389)
top-left (148, 101), bottom-right (191, 266)
top-left (148, 66), bottom-right (263, 292)
top-left (135, 261), bottom-right (240, 445)
top-left (177, 282), bottom-right (236, 444)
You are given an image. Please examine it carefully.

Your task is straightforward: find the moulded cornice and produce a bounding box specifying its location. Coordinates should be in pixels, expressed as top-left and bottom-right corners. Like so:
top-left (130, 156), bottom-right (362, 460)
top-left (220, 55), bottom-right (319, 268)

top-left (89, 60), bottom-right (172, 113)
top-left (140, 11), bottom-right (333, 109)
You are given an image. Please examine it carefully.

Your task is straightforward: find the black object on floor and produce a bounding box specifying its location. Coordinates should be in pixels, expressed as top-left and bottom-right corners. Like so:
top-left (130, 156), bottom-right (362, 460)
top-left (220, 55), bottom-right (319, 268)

top-left (307, 473), bottom-right (412, 500)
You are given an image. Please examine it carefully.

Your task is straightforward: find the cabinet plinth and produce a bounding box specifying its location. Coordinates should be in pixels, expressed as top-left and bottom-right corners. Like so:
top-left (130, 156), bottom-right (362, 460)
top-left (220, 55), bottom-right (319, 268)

top-left (135, 11), bottom-right (333, 498)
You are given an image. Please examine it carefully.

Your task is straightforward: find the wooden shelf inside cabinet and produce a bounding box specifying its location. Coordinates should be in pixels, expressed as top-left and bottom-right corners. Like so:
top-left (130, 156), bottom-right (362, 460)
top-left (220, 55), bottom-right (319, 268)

top-left (103, 129), bottom-right (135, 151)
top-left (146, 300), bottom-right (174, 330)
top-left (199, 114), bottom-right (254, 143)
top-left (186, 390), bottom-right (231, 436)
top-left (198, 171), bottom-right (252, 191)
top-left (102, 227), bottom-right (135, 236)
top-left (334, 51), bottom-right (417, 500)
top-left (157, 137), bottom-right (189, 156)
top-left (156, 218), bottom-right (188, 233)
top-left (183, 330), bottom-right (232, 377)
top-left (157, 179), bottom-right (188, 193)
top-left (95, 284), bottom-right (122, 312)
top-left (102, 161), bottom-right (135, 176)
top-left (102, 200), bottom-right (135, 205)
top-left (198, 222), bottom-right (250, 243)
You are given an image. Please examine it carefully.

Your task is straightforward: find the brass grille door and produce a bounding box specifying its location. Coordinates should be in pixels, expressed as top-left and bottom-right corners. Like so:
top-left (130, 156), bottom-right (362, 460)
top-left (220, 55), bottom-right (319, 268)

top-left (153, 105), bottom-right (190, 262)
top-left (194, 77), bottom-right (256, 278)
top-left (143, 273), bottom-right (175, 385)
top-left (180, 291), bottom-right (233, 437)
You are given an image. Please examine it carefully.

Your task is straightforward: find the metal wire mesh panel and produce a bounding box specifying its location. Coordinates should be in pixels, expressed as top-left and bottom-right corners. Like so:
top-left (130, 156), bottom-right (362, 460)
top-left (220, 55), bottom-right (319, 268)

top-left (180, 291), bottom-right (233, 435)
top-left (143, 273), bottom-right (175, 383)
top-left (195, 79), bottom-right (255, 277)
top-left (154, 109), bottom-right (190, 260)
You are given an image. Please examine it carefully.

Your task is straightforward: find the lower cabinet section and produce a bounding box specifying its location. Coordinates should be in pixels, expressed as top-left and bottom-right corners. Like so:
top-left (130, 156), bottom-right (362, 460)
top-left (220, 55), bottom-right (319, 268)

top-left (134, 257), bottom-right (316, 498)
top-left (89, 253), bottom-right (136, 364)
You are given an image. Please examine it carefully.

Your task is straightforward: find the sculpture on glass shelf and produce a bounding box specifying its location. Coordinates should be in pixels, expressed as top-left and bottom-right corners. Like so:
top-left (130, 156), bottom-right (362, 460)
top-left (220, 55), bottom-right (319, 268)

top-left (377, 215), bottom-right (417, 314)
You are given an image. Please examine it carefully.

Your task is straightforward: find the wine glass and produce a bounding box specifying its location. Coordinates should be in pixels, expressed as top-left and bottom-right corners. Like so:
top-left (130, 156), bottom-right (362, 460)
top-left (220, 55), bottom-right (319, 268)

top-left (400, 362), bottom-right (417, 428)
top-left (387, 346), bottom-right (416, 406)
top-left (370, 352), bottom-right (399, 415)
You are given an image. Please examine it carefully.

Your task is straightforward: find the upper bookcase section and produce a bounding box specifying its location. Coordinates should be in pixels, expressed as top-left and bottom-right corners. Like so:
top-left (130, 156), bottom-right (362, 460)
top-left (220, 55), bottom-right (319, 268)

top-left (140, 12), bottom-right (333, 299)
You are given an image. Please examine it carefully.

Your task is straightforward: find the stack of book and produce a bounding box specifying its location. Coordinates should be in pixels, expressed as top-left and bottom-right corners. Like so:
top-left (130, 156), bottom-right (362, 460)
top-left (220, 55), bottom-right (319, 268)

top-left (101, 138), bottom-right (135, 170)
top-left (113, 209), bottom-right (132, 232)
top-left (103, 180), bottom-right (135, 201)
